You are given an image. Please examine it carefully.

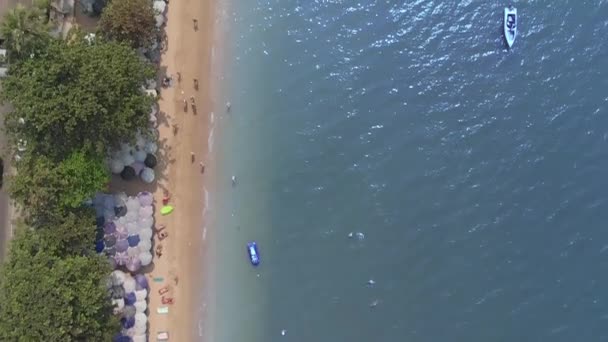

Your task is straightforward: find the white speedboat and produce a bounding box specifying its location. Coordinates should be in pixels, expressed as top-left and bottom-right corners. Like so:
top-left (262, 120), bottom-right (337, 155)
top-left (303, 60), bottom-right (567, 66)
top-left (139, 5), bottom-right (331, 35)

top-left (504, 6), bottom-right (517, 48)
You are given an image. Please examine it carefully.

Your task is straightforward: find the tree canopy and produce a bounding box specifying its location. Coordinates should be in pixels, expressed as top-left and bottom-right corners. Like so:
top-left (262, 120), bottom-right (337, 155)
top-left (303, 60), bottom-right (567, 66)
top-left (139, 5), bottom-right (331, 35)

top-left (0, 37), bottom-right (155, 158)
top-left (0, 4), bottom-right (50, 61)
top-left (98, 0), bottom-right (157, 48)
top-left (0, 228), bottom-right (118, 341)
top-left (9, 151), bottom-right (109, 225)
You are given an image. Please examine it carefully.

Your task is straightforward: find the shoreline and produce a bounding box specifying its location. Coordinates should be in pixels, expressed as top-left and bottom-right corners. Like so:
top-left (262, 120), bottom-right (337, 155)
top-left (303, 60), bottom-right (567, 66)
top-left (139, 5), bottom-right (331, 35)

top-left (145, 0), bottom-right (216, 339)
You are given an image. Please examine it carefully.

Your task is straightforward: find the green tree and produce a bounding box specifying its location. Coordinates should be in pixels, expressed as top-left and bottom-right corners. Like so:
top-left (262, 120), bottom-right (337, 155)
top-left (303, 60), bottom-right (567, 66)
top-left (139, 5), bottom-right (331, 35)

top-left (38, 211), bottom-right (98, 256)
top-left (0, 228), bottom-right (118, 341)
top-left (1, 38), bottom-right (154, 158)
top-left (98, 0), bottom-right (157, 48)
top-left (0, 4), bottom-right (50, 61)
top-left (10, 151), bottom-right (109, 224)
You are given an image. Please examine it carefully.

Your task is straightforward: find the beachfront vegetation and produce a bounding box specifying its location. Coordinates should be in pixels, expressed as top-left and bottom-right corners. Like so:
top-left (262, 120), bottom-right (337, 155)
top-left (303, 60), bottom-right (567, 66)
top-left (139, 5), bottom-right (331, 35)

top-left (9, 151), bottom-right (108, 225)
top-left (99, 0), bottom-right (157, 48)
top-left (0, 4), bottom-right (50, 61)
top-left (0, 228), bottom-right (118, 341)
top-left (1, 37), bottom-right (154, 159)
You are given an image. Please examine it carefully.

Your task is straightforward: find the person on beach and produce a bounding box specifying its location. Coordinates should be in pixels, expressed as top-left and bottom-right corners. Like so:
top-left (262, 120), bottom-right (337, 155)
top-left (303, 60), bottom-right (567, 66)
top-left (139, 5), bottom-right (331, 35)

top-left (191, 152), bottom-right (195, 162)
top-left (183, 98), bottom-right (188, 111)
top-left (200, 162), bottom-right (205, 173)
top-left (177, 72), bottom-right (181, 82)
top-left (226, 101), bottom-right (231, 112)
top-left (231, 175), bottom-right (237, 187)
top-left (193, 19), bottom-right (198, 30)
top-left (193, 78), bottom-right (198, 90)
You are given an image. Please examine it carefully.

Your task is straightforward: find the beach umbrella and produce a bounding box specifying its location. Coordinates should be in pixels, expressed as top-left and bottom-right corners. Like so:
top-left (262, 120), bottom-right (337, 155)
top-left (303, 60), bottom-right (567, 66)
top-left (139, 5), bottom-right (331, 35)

top-left (127, 247), bottom-right (140, 258)
top-left (160, 205), bottom-right (174, 215)
top-left (136, 134), bottom-right (146, 149)
top-left (111, 270), bottom-right (126, 285)
top-left (134, 149), bottom-right (147, 163)
top-left (113, 334), bottom-right (131, 342)
top-left (124, 292), bottom-right (137, 306)
top-left (122, 305), bottom-right (136, 319)
top-left (125, 212), bottom-right (138, 225)
top-left (110, 159), bottom-right (125, 174)
top-left (155, 14), bottom-right (164, 28)
top-left (139, 206), bottom-right (153, 218)
top-left (120, 166), bottom-right (136, 181)
top-left (95, 204), bottom-right (105, 218)
top-left (124, 327), bottom-right (136, 337)
top-left (133, 326), bottom-right (146, 336)
top-left (131, 161), bottom-right (145, 176)
top-left (150, 104), bottom-right (158, 117)
top-left (138, 237), bottom-right (152, 251)
top-left (134, 300), bottom-right (147, 313)
top-left (105, 246), bottom-right (116, 257)
top-left (144, 153), bottom-right (157, 168)
top-left (108, 256), bottom-right (117, 269)
top-left (126, 198), bottom-right (141, 212)
top-left (116, 225), bottom-right (129, 239)
top-left (139, 251), bottom-right (153, 266)
top-left (133, 334), bottom-right (147, 342)
top-left (114, 192), bottom-right (128, 207)
top-left (104, 209), bottom-right (115, 222)
top-left (126, 222), bottom-right (138, 235)
top-left (104, 222), bottom-right (117, 234)
top-left (95, 240), bottom-right (105, 253)
top-left (137, 191), bottom-right (154, 206)
top-left (144, 141), bottom-right (158, 154)
top-left (127, 235), bottom-right (140, 247)
top-left (138, 217), bottom-right (154, 230)
top-left (134, 274), bottom-right (149, 290)
top-left (115, 251), bottom-right (129, 266)
top-left (121, 316), bottom-right (135, 329)
top-left (123, 276), bottom-right (136, 292)
top-left (134, 288), bottom-right (148, 301)
top-left (134, 312), bottom-right (147, 328)
top-left (104, 234), bottom-right (117, 246)
top-left (116, 216), bottom-right (127, 225)
top-left (126, 257), bottom-right (142, 273)
top-left (153, 0), bottom-right (166, 13)
top-left (121, 151), bottom-right (135, 166)
top-left (140, 167), bottom-right (155, 183)
top-left (116, 239), bottom-right (129, 252)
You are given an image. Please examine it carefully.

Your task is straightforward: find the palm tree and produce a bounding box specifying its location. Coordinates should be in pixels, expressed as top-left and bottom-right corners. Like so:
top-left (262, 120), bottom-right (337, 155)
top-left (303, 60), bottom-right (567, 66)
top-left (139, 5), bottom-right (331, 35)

top-left (0, 5), bottom-right (49, 61)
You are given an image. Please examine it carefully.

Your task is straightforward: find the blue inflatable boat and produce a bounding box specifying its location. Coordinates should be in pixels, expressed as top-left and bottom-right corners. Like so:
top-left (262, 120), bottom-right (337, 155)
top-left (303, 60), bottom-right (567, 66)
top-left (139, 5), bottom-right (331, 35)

top-left (247, 242), bottom-right (260, 266)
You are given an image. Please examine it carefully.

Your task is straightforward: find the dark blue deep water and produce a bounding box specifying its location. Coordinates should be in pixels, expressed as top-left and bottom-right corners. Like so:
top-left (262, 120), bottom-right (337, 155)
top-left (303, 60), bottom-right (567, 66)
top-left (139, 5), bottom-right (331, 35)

top-left (212, 1), bottom-right (608, 341)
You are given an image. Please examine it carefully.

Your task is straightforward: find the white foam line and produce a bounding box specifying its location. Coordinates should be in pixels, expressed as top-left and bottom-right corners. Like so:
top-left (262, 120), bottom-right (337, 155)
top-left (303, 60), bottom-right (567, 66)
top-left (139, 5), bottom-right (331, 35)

top-left (208, 126), bottom-right (214, 152)
top-left (210, 111), bottom-right (215, 124)
top-left (202, 226), bottom-right (207, 241)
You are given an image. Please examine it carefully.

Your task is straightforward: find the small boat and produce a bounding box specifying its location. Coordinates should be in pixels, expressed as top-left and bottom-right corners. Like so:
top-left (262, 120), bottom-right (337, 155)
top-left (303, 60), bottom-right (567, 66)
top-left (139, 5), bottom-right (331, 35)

top-left (504, 6), bottom-right (517, 48)
top-left (247, 242), bottom-right (260, 266)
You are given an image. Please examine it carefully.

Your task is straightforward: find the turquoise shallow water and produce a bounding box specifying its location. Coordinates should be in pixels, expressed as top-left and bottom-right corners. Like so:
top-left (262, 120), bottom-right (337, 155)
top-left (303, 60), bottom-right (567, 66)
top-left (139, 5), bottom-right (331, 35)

top-left (211, 1), bottom-right (608, 341)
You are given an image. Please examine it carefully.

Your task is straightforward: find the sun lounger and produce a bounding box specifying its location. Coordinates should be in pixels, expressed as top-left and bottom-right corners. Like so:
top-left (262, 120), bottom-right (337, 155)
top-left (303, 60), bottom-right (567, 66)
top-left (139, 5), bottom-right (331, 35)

top-left (158, 286), bottom-right (169, 295)
top-left (157, 306), bottom-right (169, 314)
top-left (157, 331), bottom-right (169, 341)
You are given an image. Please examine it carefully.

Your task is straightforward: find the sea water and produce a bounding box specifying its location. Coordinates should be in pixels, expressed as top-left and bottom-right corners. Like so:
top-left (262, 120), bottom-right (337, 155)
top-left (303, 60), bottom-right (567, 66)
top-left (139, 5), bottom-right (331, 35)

top-left (211, 1), bottom-right (608, 341)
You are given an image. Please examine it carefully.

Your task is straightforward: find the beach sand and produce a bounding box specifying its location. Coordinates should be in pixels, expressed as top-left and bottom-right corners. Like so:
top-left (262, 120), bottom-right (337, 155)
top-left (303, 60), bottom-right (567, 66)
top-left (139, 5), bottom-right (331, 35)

top-left (111, 0), bottom-right (216, 339)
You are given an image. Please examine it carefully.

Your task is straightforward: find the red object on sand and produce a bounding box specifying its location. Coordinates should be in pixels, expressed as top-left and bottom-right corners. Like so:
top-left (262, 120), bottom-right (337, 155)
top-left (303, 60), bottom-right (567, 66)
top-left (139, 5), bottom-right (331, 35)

top-left (158, 286), bottom-right (169, 295)
top-left (162, 296), bottom-right (174, 305)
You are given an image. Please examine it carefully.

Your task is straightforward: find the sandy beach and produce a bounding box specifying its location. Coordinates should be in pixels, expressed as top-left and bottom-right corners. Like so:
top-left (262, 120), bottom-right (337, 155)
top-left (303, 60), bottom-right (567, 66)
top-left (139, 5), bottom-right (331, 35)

top-left (110, 0), bottom-right (216, 339)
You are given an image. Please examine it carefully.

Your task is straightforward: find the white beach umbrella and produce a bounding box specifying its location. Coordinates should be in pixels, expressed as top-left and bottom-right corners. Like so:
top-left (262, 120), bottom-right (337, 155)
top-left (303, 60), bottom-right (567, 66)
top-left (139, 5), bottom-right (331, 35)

top-left (110, 159), bottom-right (125, 174)
top-left (135, 134), bottom-right (146, 149)
top-left (138, 239), bottom-right (152, 253)
top-left (153, 0), bottom-right (166, 13)
top-left (139, 228), bottom-right (153, 242)
top-left (139, 206), bottom-right (153, 218)
top-left (111, 270), bottom-right (126, 286)
top-left (135, 289), bottom-right (148, 301)
top-left (125, 327), bottom-right (136, 337)
top-left (126, 222), bottom-right (139, 235)
top-left (121, 152), bottom-right (135, 167)
top-left (133, 334), bottom-right (147, 342)
top-left (134, 300), bottom-right (147, 313)
top-left (134, 149), bottom-right (147, 163)
top-left (144, 141), bottom-right (158, 154)
top-left (123, 277), bottom-right (136, 293)
top-left (134, 312), bottom-right (147, 329)
top-left (139, 216), bottom-right (154, 230)
top-left (139, 251), bottom-right (153, 266)
top-left (133, 325), bottom-right (146, 336)
top-left (140, 167), bottom-right (155, 183)
top-left (126, 198), bottom-right (141, 212)
top-left (155, 14), bottom-right (165, 28)
top-left (127, 247), bottom-right (139, 258)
